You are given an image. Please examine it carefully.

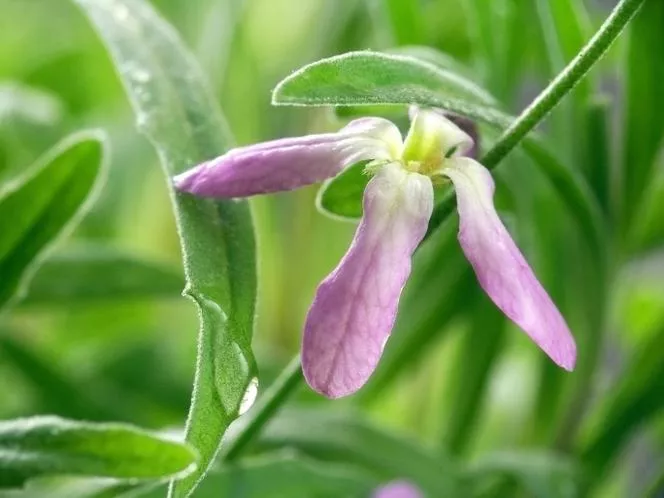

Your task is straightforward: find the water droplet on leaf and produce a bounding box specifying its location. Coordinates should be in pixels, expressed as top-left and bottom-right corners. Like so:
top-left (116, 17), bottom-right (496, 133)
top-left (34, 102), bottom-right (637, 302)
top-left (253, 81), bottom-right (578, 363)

top-left (238, 377), bottom-right (258, 415)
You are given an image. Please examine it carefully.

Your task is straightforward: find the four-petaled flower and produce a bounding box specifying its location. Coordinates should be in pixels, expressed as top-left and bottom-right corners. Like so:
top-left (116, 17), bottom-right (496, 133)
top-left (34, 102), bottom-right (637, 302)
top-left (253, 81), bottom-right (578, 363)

top-left (175, 108), bottom-right (577, 398)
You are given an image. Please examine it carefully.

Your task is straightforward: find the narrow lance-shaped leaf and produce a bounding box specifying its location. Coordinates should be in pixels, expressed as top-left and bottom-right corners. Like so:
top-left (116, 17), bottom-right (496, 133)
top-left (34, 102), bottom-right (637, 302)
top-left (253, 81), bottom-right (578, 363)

top-left (257, 409), bottom-right (465, 496)
top-left (0, 416), bottom-right (196, 489)
top-left (273, 51), bottom-right (509, 128)
top-left (71, 1), bottom-right (258, 497)
top-left (127, 454), bottom-right (377, 498)
top-left (19, 245), bottom-right (183, 307)
top-left (0, 131), bottom-right (107, 310)
top-left (622, 0), bottom-right (664, 234)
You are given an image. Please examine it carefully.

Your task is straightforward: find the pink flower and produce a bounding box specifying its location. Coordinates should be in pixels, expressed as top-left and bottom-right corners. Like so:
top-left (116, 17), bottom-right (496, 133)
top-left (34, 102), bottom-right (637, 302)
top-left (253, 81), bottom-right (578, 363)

top-left (372, 480), bottom-right (424, 498)
top-left (175, 109), bottom-right (576, 398)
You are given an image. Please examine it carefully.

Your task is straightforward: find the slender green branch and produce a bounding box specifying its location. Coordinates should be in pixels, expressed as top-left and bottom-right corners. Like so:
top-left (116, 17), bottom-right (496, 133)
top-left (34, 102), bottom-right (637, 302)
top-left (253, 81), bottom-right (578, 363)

top-left (427, 0), bottom-right (645, 236)
top-left (222, 0), bottom-right (645, 462)
top-left (482, 0), bottom-right (643, 168)
top-left (220, 355), bottom-right (303, 461)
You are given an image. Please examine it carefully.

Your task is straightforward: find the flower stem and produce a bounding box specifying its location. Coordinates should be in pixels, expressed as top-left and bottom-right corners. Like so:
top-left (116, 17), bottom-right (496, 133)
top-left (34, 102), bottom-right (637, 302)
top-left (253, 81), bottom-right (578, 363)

top-left (221, 0), bottom-right (645, 462)
top-left (482, 0), bottom-right (643, 168)
top-left (220, 355), bottom-right (303, 461)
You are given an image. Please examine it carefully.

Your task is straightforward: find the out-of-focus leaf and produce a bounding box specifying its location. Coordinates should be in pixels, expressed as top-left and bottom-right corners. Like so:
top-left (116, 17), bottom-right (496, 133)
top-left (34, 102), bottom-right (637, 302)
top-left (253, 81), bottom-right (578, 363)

top-left (0, 416), bottom-right (196, 489)
top-left (0, 83), bottom-right (63, 127)
top-left (548, 0), bottom-right (591, 63)
top-left (129, 454), bottom-right (376, 498)
top-left (0, 334), bottom-right (126, 422)
top-left (521, 139), bottom-right (605, 256)
top-left (584, 97), bottom-right (612, 214)
top-left (579, 321), bottom-right (664, 487)
top-left (441, 293), bottom-right (506, 455)
top-left (72, 1), bottom-right (257, 497)
top-left (467, 0), bottom-right (518, 99)
top-left (18, 246), bottom-right (183, 307)
top-left (467, 451), bottom-right (578, 498)
top-left (631, 166), bottom-right (664, 253)
top-left (381, 0), bottom-right (422, 46)
top-left (0, 131), bottom-right (107, 310)
top-left (272, 51), bottom-right (508, 127)
top-left (622, 0), bottom-right (664, 231)
top-left (257, 409), bottom-right (465, 496)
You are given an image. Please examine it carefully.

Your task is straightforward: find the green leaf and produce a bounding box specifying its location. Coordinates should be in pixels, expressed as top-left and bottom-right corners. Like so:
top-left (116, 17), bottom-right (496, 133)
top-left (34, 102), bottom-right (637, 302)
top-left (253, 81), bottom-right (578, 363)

top-left (0, 334), bottom-right (127, 422)
top-left (272, 51), bottom-right (510, 128)
top-left (0, 83), bottom-right (63, 127)
top-left (0, 416), bottom-right (196, 489)
top-left (315, 162), bottom-right (368, 220)
top-left (0, 131), bottom-right (107, 310)
top-left (579, 320), bottom-right (664, 488)
top-left (257, 409), bottom-right (465, 496)
top-left (381, 0), bottom-right (423, 46)
top-left (129, 454), bottom-right (376, 498)
top-left (441, 293), bottom-right (506, 455)
top-left (71, 0), bottom-right (258, 497)
top-left (468, 451), bottom-right (578, 498)
top-left (18, 245), bottom-right (183, 307)
top-left (622, 0), bottom-right (664, 231)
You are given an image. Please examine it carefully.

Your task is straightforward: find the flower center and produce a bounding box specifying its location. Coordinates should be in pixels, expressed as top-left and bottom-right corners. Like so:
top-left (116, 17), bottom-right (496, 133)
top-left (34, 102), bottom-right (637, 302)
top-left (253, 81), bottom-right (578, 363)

top-left (397, 109), bottom-right (473, 179)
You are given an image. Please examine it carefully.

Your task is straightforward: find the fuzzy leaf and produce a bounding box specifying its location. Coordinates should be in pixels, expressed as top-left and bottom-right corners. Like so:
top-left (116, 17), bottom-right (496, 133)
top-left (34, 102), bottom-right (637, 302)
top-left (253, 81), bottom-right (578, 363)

top-left (272, 51), bottom-right (509, 127)
top-left (71, 0), bottom-right (258, 496)
top-left (0, 131), bottom-right (107, 310)
top-left (0, 417), bottom-right (196, 489)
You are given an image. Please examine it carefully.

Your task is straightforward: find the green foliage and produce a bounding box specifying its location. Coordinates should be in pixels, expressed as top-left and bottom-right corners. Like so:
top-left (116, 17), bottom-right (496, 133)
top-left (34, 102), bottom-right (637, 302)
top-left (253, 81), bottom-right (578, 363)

top-left (273, 51), bottom-right (509, 127)
top-left (0, 132), bottom-right (107, 310)
top-left (0, 416), bottom-right (196, 489)
top-left (622, 0), bottom-right (664, 236)
top-left (257, 409), bottom-right (465, 496)
top-left (131, 454), bottom-right (376, 498)
top-left (19, 246), bottom-right (183, 307)
top-left (0, 0), bottom-right (660, 497)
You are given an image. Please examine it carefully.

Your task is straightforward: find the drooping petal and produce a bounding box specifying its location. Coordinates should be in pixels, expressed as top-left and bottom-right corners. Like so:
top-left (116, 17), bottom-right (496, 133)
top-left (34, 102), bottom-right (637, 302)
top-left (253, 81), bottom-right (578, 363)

top-left (302, 163), bottom-right (434, 398)
top-left (443, 157), bottom-right (576, 370)
top-left (174, 118), bottom-right (402, 198)
top-left (373, 481), bottom-right (424, 498)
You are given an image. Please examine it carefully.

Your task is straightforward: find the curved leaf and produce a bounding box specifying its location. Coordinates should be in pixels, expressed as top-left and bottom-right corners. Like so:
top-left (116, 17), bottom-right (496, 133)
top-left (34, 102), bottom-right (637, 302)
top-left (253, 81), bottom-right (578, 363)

top-left (272, 51), bottom-right (509, 128)
top-left (0, 131), bottom-right (107, 310)
top-left (257, 409), bottom-right (464, 496)
top-left (129, 454), bottom-right (376, 498)
top-left (19, 246), bottom-right (183, 307)
top-left (0, 417), bottom-right (196, 489)
top-left (71, 0), bottom-right (258, 496)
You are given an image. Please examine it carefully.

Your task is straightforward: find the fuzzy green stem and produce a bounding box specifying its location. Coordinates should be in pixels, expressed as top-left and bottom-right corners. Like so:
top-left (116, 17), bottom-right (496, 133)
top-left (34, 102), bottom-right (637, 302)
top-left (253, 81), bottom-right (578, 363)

top-left (427, 0), bottom-right (645, 237)
top-left (481, 0), bottom-right (643, 168)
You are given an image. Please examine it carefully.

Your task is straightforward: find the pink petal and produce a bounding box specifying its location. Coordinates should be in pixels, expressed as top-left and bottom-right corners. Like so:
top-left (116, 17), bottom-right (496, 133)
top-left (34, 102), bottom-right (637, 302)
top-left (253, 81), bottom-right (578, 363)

top-left (443, 158), bottom-right (576, 370)
top-left (373, 481), bottom-right (424, 498)
top-left (302, 163), bottom-right (433, 398)
top-left (174, 118), bottom-right (401, 198)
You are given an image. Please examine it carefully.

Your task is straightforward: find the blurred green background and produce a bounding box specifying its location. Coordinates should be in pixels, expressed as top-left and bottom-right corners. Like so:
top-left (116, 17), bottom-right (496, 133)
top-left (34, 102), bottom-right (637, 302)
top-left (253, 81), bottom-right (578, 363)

top-left (1, 0), bottom-right (663, 496)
